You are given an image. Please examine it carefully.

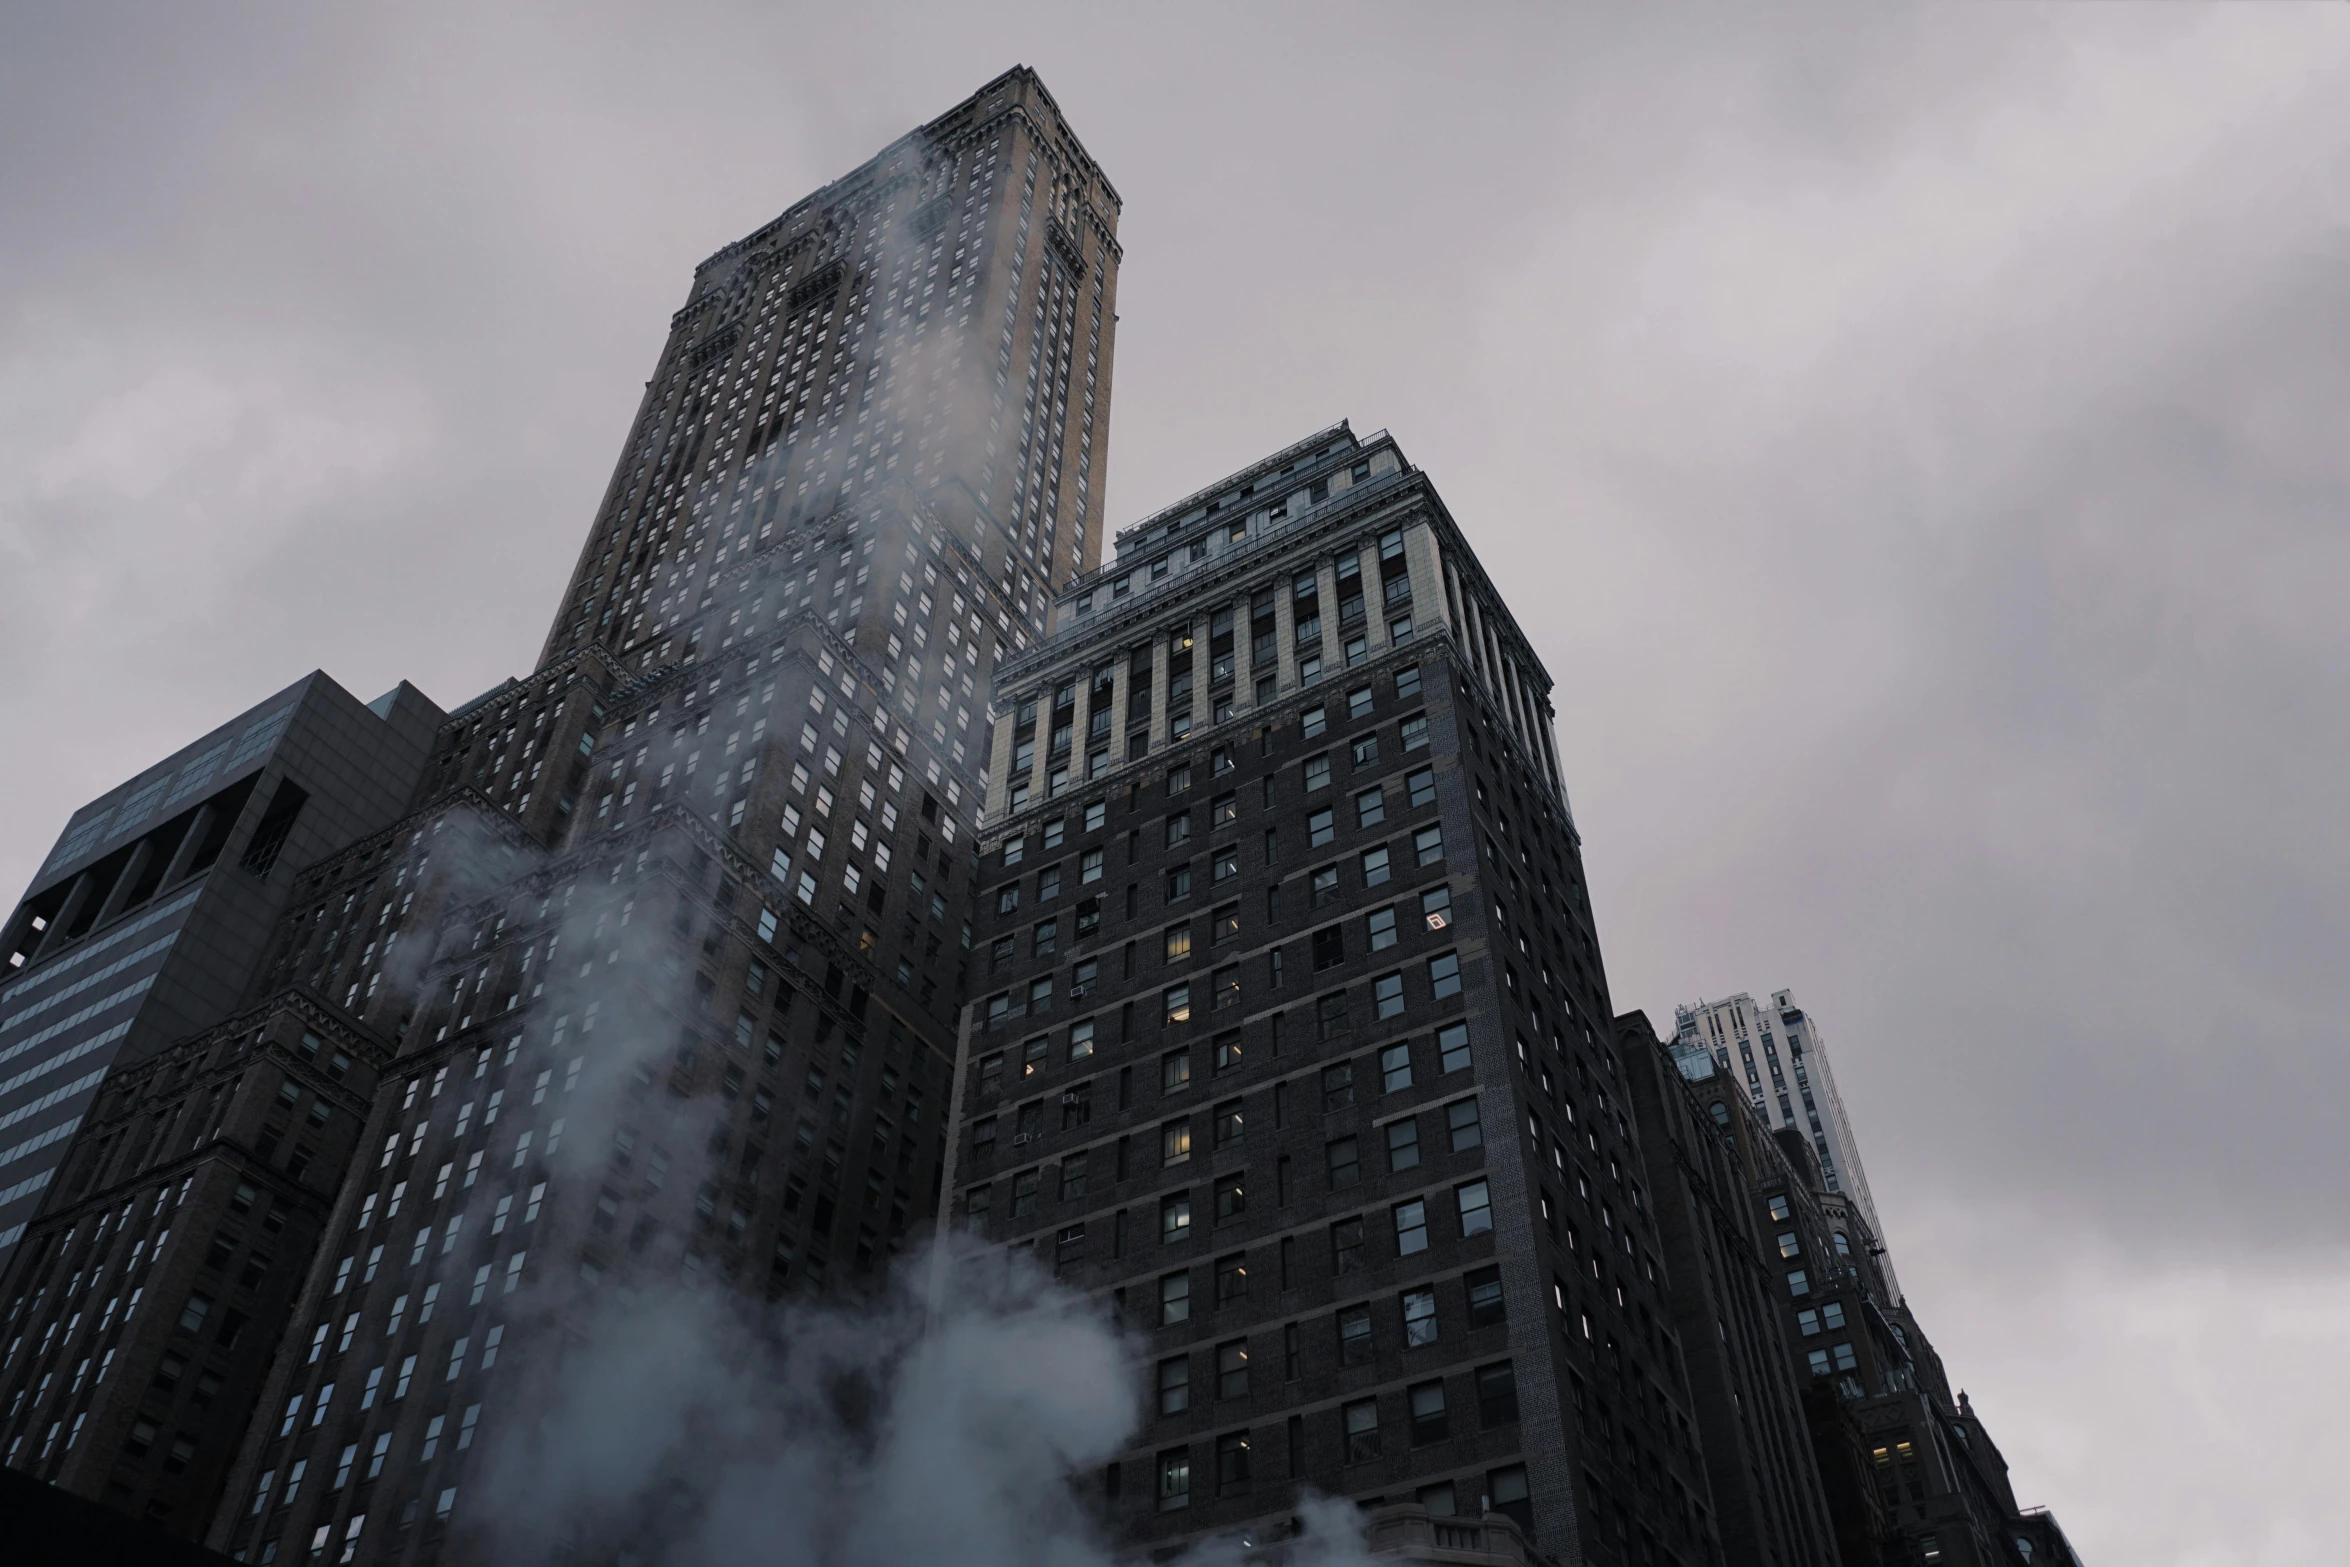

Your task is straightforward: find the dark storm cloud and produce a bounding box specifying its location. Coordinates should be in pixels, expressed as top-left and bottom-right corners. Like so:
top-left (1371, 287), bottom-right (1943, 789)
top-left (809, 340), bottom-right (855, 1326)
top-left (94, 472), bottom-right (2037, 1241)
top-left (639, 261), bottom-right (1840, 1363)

top-left (4, 5), bottom-right (2345, 1559)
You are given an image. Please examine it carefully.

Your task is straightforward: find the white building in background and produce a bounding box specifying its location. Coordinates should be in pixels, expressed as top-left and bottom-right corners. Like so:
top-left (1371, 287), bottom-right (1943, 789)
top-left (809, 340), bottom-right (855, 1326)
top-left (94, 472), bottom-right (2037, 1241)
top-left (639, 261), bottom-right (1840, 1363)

top-left (1672, 988), bottom-right (1900, 1300)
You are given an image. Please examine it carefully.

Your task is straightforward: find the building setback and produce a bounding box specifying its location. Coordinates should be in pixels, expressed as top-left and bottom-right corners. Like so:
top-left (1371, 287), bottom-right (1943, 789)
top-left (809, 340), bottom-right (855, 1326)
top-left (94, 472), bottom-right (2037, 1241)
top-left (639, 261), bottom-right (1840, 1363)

top-left (954, 424), bottom-right (1720, 1566)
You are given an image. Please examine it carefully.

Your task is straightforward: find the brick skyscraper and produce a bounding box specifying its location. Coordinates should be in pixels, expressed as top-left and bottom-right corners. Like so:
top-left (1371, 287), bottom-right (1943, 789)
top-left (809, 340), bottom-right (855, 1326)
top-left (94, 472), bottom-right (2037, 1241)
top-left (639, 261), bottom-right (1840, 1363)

top-left (0, 66), bottom-right (1123, 1564)
top-left (952, 424), bottom-right (1718, 1565)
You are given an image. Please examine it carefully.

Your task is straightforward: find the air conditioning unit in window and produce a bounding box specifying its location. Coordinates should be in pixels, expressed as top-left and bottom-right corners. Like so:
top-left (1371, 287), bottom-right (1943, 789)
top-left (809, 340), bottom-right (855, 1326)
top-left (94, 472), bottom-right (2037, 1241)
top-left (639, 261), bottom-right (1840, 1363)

top-left (1011, 1132), bottom-right (1033, 1146)
top-left (1426, 911), bottom-right (1450, 931)
top-left (1060, 1092), bottom-right (1085, 1106)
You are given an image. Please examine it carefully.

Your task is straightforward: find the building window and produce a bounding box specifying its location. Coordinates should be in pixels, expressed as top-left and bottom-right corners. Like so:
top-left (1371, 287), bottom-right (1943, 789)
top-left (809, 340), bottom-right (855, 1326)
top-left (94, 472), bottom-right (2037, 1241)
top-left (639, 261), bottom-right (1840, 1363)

top-left (1161, 1271), bottom-right (1191, 1324)
top-left (1787, 1269), bottom-right (1810, 1297)
top-left (1161, 1120), bottom-right (1193, 1167)
top-left (1402, 1286), bottom-right (1439, 1347)
top-left (1158, 1355), bottom-right (1191, 1415)
top-left (1387, 1118), bottom-right (1421, 1171)
top-left (1157, 1449), bottom-right (1192, 1512)
top-left (1304, 755), bottom-right (1332, 791)
top-left (1162, 1192), bottom-right (1192, 1243)
top-left (1457, 1180), bottom-right (1492, 1237)
top-left (1163, 1048), bottom-right (1192, 1092)
top-left (1331, 1217), bottom-right (1366, 1274)
top-left (1327, 1137), bottom-right (1361, 1190)
top-left (1343, 1398), bottom-right (1381, 1461)
top-left (1488, 1465), bottom-right (1532, 1532)
top-left (1215, 1430), bottom-right (1251, 1495)
top-left (1322, 1058), bottom-right (1356, 1108)
top-left (1311, 865), bottom-right (1341, 907)
top-left (1428, 952), bottom-right (1463, 1000)
top-left (1465, 1265), bottom-right (1505, 1327)
top-left (1308, 809), bottom-right (1335, 848)
top-left (1368, 905), bottom-right (1398, 950)
top-left (1313, 927), bottom-right (1346, 970)
top-left (1394, 1198), bottom-right (1429, 1256)
top-left (1401, 714), bottom-right (1429, 750)
top-left (1414, 824), bottom-right (1444, 865)
top-left (1216, 1251), bottom-right (1248, 1301)
top-left (1380, 1042), bottom-right (1413, 1092)
top-left (1217, 1340), bottom-right (1250, 1400)
top-left (1476, 1361), bottom-right (1519, 1425)
top-left (1374, 972), bottom-right (1405, 1018)
top-left (1446, 1098), bottom-right (1483, 1152)
top-left (1337, 1302), bottom-right (1375, 1364)
top-left (1409, 1380), bottom-right (1448, 1445)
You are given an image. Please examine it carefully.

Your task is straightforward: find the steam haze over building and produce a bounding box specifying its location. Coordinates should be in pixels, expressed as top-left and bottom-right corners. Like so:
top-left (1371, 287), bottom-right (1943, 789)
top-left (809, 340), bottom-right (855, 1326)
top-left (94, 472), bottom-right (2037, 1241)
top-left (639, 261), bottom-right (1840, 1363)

top-left (4, 15), bottom-right (2341, 1565)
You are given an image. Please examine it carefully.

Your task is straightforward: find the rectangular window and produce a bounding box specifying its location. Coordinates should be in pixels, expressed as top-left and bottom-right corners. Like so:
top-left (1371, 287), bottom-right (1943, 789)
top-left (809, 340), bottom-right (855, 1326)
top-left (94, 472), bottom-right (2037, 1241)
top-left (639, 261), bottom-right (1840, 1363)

top-left (1401, 714), bottom-right (1429, 750)
top-left (1304, 755), bottom-right (1331, 791)
top-left (1326, 1137), bottom-right (1361, 1190)
top-left (1322, 1058), bottom-right (1356, 1108)
top-left (1476, 1361), bottom-right (1519, 1426)
top-left (1402, 1286), bottom-right (1438, 1347)
top-left (1311, 865), bottom-right (1340, 907)
top-left (1162, 1120), bottom-right (1193, 1167)
top-left (1414, 824), bottom-right (1445, 865)
top-left (1157, 1449), bottom-right (1191, 1512)
top-left (1344, 1397), bottom-right (1380, 1461)
top-left (1367, 905), bottom-right (1398, 950)
top-left (1438, 1022), bottom-right (1472, 1073)
top-left (1158, 1355), bottom-right (1191, 1415)
top-left (1374, 972), bottom-right (1405, 1019)
top-left (1161, 1192), bottom-right (1192, 1243)
top-left (1331, 1217), bottom-right (1366, 1274)
top-left (1161, 1271), bottom-right (1192, 1324)
top-left (1409, 1380), bottom-right (1448, 1445)
top-left (1301, 706), bottom-right (1328, 739)
top-left (1337, 1302), bottom-right (1374, 1363)
top-left (1386, 1118), bottom-right (1421, 1171)
top-left (1466, 1265), bottom-right (1506, 1327)
top-left (1307, 809), bottom-right (1334, 848)
top-left (1394, 1198), bottom-right (1429, 1255)
top-left (1360, 845), bottom-right (1392, 887)
top-left (1456, 1180), bottom-right (1493, 1237)
top-left (1447, 1098), bottom-right (1483, 1152)
top-left (1163, 1048), bottom-right (1192, 1093)
top-left (1217, 1340), bottom-right (1250, 1400)
top-left (1379, 1042), bottom-right (1413, 1092)
top-left (1164, 984), bottom-right (1192, 1024)
top-left (1407, 767), bottom-right (1436, 808)
top-left (1429, 953), bottom-right (1462, 1000)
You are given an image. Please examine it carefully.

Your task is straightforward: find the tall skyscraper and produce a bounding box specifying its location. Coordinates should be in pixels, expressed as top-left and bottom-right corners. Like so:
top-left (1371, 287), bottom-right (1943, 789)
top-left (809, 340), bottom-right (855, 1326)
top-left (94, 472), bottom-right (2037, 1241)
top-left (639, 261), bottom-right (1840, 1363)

top-left (0, 66), bottom-right (1124, 1563)
top-left (1672, 989), bottom-right (1894, 1300)
top-left (952, 423), bottom-right (1720, 1564)
top-left (0, 677), bottom-right (441, 1264)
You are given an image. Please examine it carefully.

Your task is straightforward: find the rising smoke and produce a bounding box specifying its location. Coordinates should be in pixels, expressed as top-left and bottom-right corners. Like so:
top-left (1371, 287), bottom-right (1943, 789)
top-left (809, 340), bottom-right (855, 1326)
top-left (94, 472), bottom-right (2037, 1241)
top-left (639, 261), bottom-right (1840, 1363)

top-left (363, 132), bottom-right (1384, 1567)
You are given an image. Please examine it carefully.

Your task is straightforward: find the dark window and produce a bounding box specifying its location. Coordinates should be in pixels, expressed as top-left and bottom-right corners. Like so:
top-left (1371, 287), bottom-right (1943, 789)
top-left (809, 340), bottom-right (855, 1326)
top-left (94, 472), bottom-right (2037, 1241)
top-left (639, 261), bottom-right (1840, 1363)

top-left (1337, 1302), bottom-right (1374, 1363)
top-left (1322, 1058), bottom-right (1356, 1109)
top-left (1476, 1362), bottom-right (1520, 1426)
top-left (1313, 926), bottom-right (1346, 970)
top-left (1326, 1137), bottom-right (1361, 1190)
top-left (1344, 1397), bottom-right (1381, 1460)
top-left (1218, 1340), bottom-right (1250, 1400)
top-left (1331, 1217), bottom-right (1366, 1274)
top-left (1465, 1266), bottom-right (1506, 1327)
top-left (1409, 1380), bottom-right (1449, 1445)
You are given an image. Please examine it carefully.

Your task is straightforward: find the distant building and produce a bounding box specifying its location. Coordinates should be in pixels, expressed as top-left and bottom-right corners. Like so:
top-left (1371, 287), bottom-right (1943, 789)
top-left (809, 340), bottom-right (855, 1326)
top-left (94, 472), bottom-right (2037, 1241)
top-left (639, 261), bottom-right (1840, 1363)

top-left (1671, 989), bottom-right (1895, 1301)
top-left (1616, 1010), bottom-right (1839, 1567)
top-left (0, 676), bottom-right (439, 1262)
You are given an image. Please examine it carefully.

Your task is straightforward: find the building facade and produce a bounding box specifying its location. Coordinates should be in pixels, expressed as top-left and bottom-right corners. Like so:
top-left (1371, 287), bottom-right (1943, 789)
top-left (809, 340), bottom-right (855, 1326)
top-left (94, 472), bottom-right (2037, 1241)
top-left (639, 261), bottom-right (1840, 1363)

top-left (953, 425), bottom-right (1721, 1567)
top-left (0, 676), bottom-right (442, 1263)
top-left (1671, 989), bottom-right (1894, 1303)
top-left (1614, 1011), bottom-right (1838, 1567)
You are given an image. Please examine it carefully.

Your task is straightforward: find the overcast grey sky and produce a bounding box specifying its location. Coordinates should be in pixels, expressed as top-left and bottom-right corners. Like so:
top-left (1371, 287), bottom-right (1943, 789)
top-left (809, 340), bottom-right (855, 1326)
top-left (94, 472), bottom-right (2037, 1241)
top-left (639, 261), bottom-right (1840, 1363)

top-left (4, 4), bottom-right (2346, 1558)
